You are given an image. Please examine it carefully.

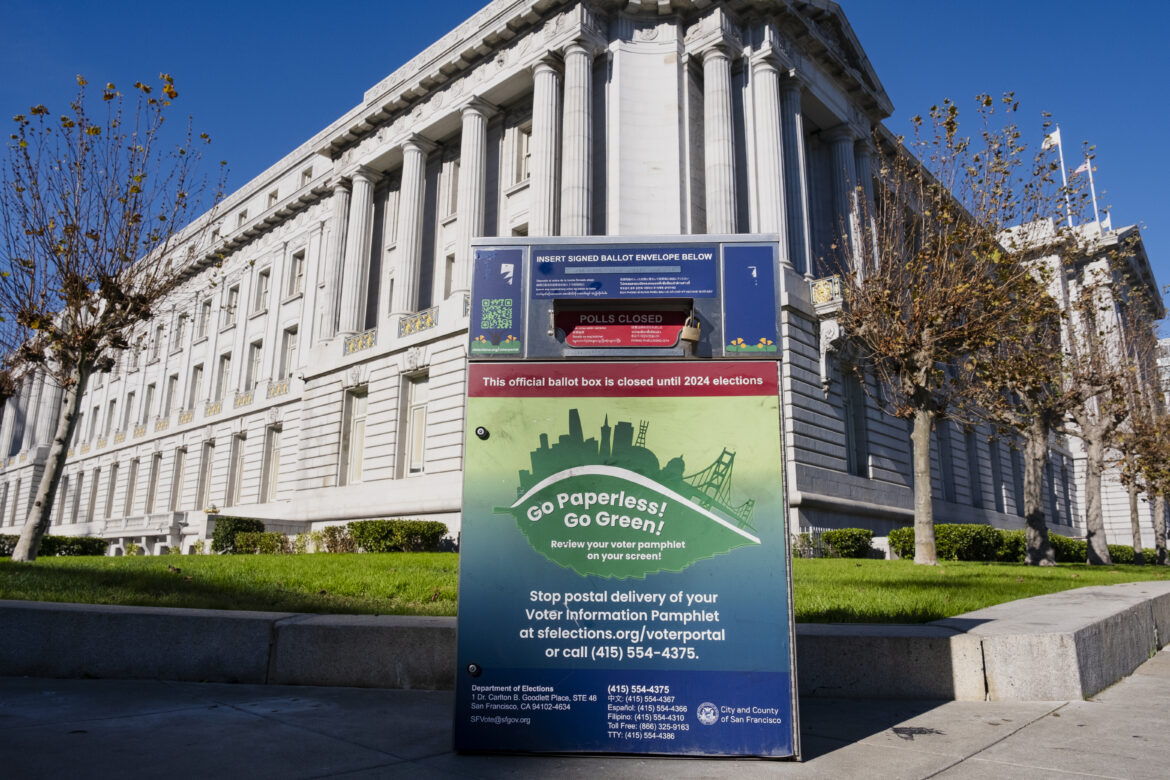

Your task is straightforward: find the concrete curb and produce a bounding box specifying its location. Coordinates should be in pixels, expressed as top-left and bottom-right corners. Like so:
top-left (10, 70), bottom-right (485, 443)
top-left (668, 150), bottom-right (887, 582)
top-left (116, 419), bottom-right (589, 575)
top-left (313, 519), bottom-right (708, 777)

top-left (3, 581), bottom-right (1168, 700)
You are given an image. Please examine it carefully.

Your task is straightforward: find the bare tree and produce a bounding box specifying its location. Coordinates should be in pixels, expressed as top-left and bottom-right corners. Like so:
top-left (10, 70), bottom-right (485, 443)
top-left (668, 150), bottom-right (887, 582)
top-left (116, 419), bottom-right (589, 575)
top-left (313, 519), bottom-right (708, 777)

top-left (842, 96), bottom-right (1051, 565)
top-left (0, 75), bottom-right (223, 561)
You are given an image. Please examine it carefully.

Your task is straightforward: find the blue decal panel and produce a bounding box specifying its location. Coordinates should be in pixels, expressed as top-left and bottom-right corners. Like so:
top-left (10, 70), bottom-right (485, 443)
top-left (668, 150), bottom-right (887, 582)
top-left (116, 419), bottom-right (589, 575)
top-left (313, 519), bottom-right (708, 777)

top-left (722, 245), bottom-right (778, 355)
top-left (470, 248), bottom-right (525, 356)
top-left (532, 245), bottom-right (719, 299)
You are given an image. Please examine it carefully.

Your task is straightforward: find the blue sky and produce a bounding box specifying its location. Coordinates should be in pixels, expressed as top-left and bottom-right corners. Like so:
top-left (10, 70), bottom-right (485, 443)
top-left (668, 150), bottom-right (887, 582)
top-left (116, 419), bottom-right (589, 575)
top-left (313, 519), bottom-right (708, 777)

top-left (2, 1), bottom-right (1167, 326)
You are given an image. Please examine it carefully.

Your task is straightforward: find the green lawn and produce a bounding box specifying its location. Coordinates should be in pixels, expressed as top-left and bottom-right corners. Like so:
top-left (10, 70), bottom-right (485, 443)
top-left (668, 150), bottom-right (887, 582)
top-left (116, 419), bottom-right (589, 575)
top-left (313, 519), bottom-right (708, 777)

top-left (1, 554), bottom-right (1167, 623)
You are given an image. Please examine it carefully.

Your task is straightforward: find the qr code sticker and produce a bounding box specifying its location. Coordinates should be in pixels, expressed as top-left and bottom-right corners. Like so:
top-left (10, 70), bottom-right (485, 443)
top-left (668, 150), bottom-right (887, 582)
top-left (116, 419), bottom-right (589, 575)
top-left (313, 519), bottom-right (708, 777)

top-left (481, 298), bottom-right (512, 330)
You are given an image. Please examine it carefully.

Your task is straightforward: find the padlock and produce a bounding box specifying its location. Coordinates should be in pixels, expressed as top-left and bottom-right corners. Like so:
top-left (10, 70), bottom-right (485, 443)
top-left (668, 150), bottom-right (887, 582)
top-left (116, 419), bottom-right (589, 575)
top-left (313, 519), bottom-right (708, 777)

top-left (680, 316), bottom-right (701, 344)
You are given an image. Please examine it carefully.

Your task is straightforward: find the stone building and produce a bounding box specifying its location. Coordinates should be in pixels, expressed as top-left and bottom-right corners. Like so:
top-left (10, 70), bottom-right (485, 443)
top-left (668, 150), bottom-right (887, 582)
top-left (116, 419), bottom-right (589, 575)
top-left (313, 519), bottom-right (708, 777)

top-left (0, 0), bottom-right (1160, 554)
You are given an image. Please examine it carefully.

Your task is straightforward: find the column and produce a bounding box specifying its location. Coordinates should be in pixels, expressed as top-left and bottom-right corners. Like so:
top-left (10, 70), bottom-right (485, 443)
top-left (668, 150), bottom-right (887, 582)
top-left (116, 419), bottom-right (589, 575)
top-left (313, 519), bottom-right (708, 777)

top-left (318, 180), bottom-right (351, 341)
top-left (751, 52), bottom-right (788, 259)
top-left (264, 242), bottom-right (288, 381)
top-left (392, 135), bottom-right (436, 315)
top-left (560, 42), bottom-right (595, 236)
top-left (338, 167), bottom-right (376, 335)
top-left (530, 57), bottom-right (562, 236)
top-left (780, 77), bottom-right (812, 276)
top-left (21, 370), bottom-right (45, 452)
top-left (300, 221), bottom-right (325, 358)
top-left (703, 46), bottom-right (737, 234)
top-left (825, 125), bottom-right (860, 273)
top-left (453, 98), bottom-right (496, 296)
top-left (36, 379), bottom-right (63, 448)
top-left (854, 139), bottom-right (879, 275)
top-left (0, 395), bottom-right (15, 459)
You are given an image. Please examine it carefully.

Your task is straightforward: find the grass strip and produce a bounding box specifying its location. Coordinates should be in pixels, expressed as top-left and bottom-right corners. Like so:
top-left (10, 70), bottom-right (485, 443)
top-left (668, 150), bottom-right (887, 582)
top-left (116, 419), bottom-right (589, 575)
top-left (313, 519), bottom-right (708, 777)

top-left (1, 555), bottom-right (1167, 623)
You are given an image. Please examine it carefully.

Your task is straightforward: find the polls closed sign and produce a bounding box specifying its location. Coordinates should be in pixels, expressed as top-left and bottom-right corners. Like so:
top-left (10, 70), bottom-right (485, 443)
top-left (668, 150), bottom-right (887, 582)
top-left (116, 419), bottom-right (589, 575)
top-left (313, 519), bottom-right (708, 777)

top-left (455, 361), bottom-right (797, 757)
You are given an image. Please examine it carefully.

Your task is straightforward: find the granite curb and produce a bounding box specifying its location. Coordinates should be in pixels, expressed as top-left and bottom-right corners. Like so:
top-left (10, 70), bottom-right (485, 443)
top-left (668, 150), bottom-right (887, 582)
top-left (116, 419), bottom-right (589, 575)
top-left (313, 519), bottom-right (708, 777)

top-left (3, 580), bottom-right (1168, 701)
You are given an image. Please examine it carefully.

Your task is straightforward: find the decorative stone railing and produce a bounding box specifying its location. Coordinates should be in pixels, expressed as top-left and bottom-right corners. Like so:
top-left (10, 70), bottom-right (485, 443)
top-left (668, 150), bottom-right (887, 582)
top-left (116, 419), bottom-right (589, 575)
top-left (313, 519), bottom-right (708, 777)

top-left (399, 306), bottom-right (438, 338)
top-left (267, 378), bottom-right (290, 398)
top-left (179, 409), bottom-right (195, 425)
top-left (205, 400), bottom-right (223, 416)
top-left (234, 390), bottom-right (254, 409)
top-left (343, 327), bottom-right (377, 355)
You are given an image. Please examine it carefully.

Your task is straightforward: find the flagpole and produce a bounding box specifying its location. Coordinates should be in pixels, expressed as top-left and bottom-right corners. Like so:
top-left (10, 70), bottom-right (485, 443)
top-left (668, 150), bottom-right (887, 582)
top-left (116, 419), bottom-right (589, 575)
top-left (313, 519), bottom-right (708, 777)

top-left (1054, 125), bottom-right (1073, 228)
top-left (1085, 156), bottom-right (1100, 226)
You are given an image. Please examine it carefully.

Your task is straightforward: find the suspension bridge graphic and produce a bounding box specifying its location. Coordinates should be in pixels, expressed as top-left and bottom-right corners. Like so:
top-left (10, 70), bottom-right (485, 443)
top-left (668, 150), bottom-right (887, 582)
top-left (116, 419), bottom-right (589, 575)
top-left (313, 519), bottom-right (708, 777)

top-left (517, 409), bottom-right (756, 531)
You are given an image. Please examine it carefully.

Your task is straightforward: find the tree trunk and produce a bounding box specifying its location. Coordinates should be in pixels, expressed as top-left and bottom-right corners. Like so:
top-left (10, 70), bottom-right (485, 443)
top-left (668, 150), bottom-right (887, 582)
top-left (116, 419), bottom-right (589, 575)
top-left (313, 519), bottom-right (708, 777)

top-left (11, 366), bottom-right (89, 562)
top-left (1154, 493), bottom-right (1167, 566)
top-left (1022, 418), bottom-right (1055, 565)
top-left (1128, 481), bottom-right (1144, 566)
top-left (1083, 436), bottom-right (1112, 565)
top-left (911, 408), bottom-right (938, 565)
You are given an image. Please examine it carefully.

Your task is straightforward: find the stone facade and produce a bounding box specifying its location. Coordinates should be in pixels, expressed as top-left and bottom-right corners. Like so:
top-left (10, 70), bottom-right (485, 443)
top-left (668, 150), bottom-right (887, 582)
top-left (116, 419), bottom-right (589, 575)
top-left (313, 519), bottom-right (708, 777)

top-left (0, 0), bottom-right (1161, 554)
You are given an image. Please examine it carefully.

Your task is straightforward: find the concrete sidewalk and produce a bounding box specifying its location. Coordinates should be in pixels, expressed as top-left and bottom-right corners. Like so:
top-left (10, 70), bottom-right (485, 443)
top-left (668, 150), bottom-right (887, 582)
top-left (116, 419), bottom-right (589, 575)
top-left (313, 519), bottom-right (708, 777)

top-left (2, 651), bottom-right (1169, 779)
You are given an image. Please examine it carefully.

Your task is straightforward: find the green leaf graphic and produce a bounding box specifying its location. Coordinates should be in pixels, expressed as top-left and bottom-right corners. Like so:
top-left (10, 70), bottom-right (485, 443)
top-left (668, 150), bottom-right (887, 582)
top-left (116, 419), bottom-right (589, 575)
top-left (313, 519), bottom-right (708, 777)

top-left (498, 465), bottom-right (760, 579)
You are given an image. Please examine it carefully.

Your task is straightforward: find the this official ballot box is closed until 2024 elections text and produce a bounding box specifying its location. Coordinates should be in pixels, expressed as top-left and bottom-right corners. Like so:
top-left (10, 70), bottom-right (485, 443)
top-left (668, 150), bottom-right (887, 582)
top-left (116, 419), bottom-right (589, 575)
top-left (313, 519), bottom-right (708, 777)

top-left (454, 235), bottom-right (800, 759)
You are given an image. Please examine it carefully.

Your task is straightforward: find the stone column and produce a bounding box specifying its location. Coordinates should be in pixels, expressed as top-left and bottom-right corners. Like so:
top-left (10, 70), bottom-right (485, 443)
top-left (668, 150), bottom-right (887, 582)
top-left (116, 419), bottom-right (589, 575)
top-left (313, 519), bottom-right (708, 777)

top-left (265, 242), bottom-right (289, 380)
top-left (703, 46), bottom-right (737, 234)
top-left (392, 136), bottom-right (436, 315)
top-left (21, 370), bottom-right (44, 451)
top-left (560, 42), bottom-right (595, 236)
top-left (300, 221), bottom-right (325, 358)
top-left (854, 139), bottom-right (879, 275)
top-left (751, 52), bottom-right (788, 259)
top-left (825, 125), bottom-right (860, 273)
top-left (0, 395), bottom-right (15, 459)
top-left (530, 57), bottom-right (562, 236)
top-left (35, 378), bottom-right (63, 448)
top-left (318, 180), bottom-right (351, 341)
top-left (780, 77), bottom-right (812, 276)
top-left (338, 167), bottom-right (377, 335)
top-left (453, 98), bottom-right (496, 296)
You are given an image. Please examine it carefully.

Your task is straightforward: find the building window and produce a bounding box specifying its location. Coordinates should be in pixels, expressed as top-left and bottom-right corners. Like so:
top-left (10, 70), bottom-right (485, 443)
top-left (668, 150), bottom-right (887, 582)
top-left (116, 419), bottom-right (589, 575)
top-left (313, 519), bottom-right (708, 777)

top-left (514, 122), bottom-right (532, 184)
top-left (150, 324), bottom-right (164, 361)
top-left (402, 374), bottom-right (428, 476)
top-left (216, 354), bottom-right (232, 401)
top-left (128, 337), bottom-right (142, 371)
top-left (226, 433), bottom-right (246, 506)
top-left (260, 425), bottom-right (281, 503)
top-left (72, 412), bottom-right (84, 447)
top-left (339, 387), bottom-right (368, 486)
top-left (196, 440), bottom-right (214, 510)
top-left (267, 189), bottom-right (279, 208)
top-left (0, 482), bottom-right (9, 526)
top-left (173, 314), bottom-right (188, 351)
top-left (445, 160), bottom-right (460, 216)
top-left (125, 459), bottom-right (139, 516)
top-left (88, 405), bottom-right (99, 441)
top-left (1010, 446), bottom-right (1025, 517)
top-left (86, 469), bottom-right (99, 523)
top-left (188, 364), bottom-right (204, 409)
top-left (245, 341), bottom-right (263, 391)
top-left (237, 209), bottom-right (248, 228)
top-left (170, 447), bottom-right (186, 512)
top-left (965, 429), bottom-right (982, 509)
top-left (164, 374), bottom-right (179, 416)
top-left (935, 419), bottom-right (956, 503)
top-left (10, 479), bottom-right (22, 525)
top-left (841, 369), bottom-right (868, 478)
top-left (989, 438), bottom-right (1005, 513)
top-left (301, 167), bottom-right (313, 188)
top-left (123, 391), bottom-right (135, 431)
top-left (253, 269), bottom-right (270, 313)
top-left (104, 464), bottom-right (118, 520)
top-left (288, 249), bottom-right (306, 296)
top-left (197, 298), bottom-right (212, 339)
top-left (279, 327), bottom-right (297, 380)
top-left (145, 453), bottom-right (162, 514)
top-left (104, 399), bottom-right (117, 437)
top-left (223, 285), bottom-right (240, 328)
top-left (142, 383), bottom-right (156, 424)
top-left (55, 476), bottom-right (68, 526)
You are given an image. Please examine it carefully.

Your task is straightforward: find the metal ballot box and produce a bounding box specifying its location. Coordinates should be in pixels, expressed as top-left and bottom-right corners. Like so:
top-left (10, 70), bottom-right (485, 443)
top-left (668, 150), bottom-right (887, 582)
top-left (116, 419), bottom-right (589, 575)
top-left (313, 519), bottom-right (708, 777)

top-left (454, 235), bottom-right (799, 759)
